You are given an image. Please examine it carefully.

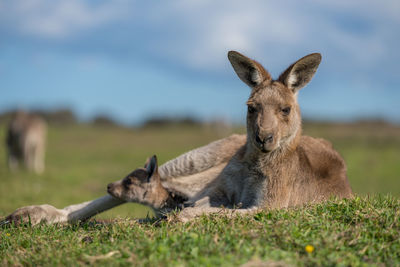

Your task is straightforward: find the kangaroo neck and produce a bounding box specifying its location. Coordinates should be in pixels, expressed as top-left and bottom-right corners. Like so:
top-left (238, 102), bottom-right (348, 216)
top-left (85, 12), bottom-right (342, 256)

top-left (157, 190), bottom-right (188, 213)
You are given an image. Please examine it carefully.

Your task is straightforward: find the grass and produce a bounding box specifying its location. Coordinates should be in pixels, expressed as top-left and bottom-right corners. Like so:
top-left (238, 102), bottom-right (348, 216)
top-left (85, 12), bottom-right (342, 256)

top-left (1, 196), bottom-right (399, 266)
top-left (0, 121), bottom-right (400, 266)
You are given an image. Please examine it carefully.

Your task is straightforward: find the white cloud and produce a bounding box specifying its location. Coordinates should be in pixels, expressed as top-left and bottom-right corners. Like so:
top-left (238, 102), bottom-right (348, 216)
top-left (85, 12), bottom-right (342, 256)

top-left (144, 1), bottom-right (306, 70)
top-left (0, 0), bottom-right (398, 74)
top-left (0, 0), bottom-right (130, 38)
top-left (135, 0), bottom-right (399, 73)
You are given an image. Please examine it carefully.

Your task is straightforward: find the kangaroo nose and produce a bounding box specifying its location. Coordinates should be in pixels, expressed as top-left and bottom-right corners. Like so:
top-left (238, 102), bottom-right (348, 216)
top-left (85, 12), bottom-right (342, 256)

top-left (255, 133), bottom-right (274, 144)
top-left (107, 183), bottom-right (112, 191)
top-left (255, 134), bottom-right (264, 145)
top-left (265, 133), bottom-right (274, 143)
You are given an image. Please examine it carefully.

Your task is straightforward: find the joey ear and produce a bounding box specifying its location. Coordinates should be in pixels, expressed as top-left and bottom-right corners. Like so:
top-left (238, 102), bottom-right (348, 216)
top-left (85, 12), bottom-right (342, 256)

top-left (278, 53), bottom-right (322, 92)
top-left (228, 51), bottom-right (271, 88)
top-left (144, 155), bottom-right (159, 181)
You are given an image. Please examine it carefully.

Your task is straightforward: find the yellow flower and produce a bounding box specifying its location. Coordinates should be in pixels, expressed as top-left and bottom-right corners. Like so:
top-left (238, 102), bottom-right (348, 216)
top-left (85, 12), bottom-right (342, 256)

top-left (305, 245), bottom-right (314, 253)
top-left (6, 233), bottom-right (10, 237)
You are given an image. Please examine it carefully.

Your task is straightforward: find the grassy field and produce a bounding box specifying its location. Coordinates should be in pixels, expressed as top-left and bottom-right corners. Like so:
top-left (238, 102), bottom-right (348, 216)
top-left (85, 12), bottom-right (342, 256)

top-left (1, 122), bottom-right (399, 266)
top-left (1, 196), bottom-right (399, 266)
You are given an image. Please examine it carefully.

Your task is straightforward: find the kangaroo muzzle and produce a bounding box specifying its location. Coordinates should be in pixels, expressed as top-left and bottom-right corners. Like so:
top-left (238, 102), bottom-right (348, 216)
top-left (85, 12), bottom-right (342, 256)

top-left (254, 128), bottom-right (277, 152)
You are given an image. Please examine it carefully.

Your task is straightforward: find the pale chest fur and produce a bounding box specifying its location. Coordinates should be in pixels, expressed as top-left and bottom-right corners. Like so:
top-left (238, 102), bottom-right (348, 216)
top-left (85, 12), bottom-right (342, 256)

top-left (222, 149), bottom-right (300, 209)
top-left (221, 160), bottom-right (268, 208)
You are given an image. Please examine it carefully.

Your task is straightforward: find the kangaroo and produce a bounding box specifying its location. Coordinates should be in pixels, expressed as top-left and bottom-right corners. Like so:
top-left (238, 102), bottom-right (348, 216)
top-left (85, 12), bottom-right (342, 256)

top-left (6, 111), bottom-right (47, 174)
top-left (2, 51), bottom-right (352, 226)
top-left (107, 155), bottom-right (189, 217)
top-left (184, 51), bottom-right (352, 212)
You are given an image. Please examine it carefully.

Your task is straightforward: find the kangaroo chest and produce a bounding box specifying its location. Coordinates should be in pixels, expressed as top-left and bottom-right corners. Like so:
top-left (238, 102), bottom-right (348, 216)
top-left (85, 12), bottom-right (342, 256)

top-left (238, 174), bottom-right (268, 208)
top-left (231, 159), bottom-right (298, 209)
top-left (226, 164), bottom-right (270, 208)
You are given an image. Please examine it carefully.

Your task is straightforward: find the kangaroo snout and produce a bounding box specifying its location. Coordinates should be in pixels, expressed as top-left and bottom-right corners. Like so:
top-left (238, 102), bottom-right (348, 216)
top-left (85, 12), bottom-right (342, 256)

top-left (107, 183), bottom-right (113, 193)
top-left (107, 182), bottom-right (122, 199)
top-left (255, 132), bottom-right (274, 145)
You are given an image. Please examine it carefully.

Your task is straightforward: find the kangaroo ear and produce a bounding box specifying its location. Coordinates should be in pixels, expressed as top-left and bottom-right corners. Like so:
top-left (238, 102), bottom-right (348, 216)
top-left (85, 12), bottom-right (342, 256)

top-left (278, 53), bottom-right (322, 92)
top-left (144, 155), bottom-right (159, 181)
top-left (228, 51), bottom-right (271, 88)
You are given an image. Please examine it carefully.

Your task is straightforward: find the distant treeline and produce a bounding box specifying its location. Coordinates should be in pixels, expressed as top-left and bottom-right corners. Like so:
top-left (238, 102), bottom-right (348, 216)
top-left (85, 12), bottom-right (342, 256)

top-left (140, 116), bottom-right (201, 127)
top-left (0, 109), bottom-right (77, 126)
top-left (0, 108), bottom-right (397, 129)
top-left (0, 109), bottom-right (229, 129)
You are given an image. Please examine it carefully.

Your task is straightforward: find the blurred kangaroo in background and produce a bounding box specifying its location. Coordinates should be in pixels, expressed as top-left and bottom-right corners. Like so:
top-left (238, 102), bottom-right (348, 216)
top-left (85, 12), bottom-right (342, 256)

top-left (3, 51), bottom-right (352, 226)
top-left (6, 111), bottom-right (47, 174)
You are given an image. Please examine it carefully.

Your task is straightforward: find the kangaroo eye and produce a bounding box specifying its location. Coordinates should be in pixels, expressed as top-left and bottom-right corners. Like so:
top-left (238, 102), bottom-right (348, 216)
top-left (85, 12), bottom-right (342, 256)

top-left (281, 107), bottom-right (291, 116)
top-left (248, 106), bottom-right (257, 114)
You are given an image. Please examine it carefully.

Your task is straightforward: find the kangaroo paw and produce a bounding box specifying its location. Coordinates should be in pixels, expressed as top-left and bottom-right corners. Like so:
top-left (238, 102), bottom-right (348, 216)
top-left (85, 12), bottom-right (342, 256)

top-left (1, 204), bottom-right (67, 226)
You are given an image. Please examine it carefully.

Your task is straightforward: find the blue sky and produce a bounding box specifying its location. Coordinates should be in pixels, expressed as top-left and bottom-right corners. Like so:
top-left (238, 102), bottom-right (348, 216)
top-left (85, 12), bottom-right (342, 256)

top-left (0, 0), bottom-right (399, 125)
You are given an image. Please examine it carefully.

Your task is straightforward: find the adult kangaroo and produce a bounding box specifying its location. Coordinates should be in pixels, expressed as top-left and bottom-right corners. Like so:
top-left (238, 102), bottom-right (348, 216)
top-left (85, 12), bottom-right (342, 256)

top-left (185, 51), bottom-right (352, 212)
top-left (2, 51), bottom-right (352, 225)
top-left (6, 111), bottom-right (47, 174)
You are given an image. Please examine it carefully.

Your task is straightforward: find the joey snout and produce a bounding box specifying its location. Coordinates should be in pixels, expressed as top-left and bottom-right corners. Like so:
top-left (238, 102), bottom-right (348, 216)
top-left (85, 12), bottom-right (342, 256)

top-left (107, 181), bottom-right (123, 199)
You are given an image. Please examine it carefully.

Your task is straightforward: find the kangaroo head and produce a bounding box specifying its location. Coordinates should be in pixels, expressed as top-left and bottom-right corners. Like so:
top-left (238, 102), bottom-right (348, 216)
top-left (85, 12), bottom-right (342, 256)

top-left (107, 155), bottom-right (169, 209)
top-left (228, 51), bottom-right (321, 153)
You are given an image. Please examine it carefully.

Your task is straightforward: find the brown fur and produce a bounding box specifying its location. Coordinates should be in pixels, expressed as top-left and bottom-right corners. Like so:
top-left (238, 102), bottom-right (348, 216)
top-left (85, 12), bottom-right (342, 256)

top-left (186, 51), bottom-right (352, 211)
top-left (6, 111), bottom-right (47, 174)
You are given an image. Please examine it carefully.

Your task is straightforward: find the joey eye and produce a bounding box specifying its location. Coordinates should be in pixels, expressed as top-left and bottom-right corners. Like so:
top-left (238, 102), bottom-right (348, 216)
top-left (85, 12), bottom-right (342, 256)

top-left (124, 178), bottom-right (132, 187)
top-left (247, 106), bottom-right (256, 114)
top-left (281, 107), bottom-right (291, 116)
